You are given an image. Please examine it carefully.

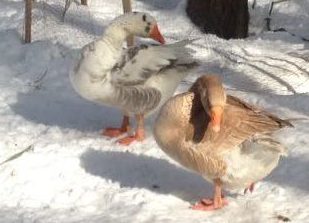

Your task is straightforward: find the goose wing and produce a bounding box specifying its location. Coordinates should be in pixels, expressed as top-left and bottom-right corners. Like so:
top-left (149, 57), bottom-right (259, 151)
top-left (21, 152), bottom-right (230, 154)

top-left (112, 40), bottom-right (197, 86)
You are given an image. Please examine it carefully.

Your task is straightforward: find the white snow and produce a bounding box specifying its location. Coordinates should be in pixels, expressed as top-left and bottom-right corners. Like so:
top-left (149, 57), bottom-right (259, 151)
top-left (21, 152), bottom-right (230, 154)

top-left (0, 0), bottom-right (308, 222)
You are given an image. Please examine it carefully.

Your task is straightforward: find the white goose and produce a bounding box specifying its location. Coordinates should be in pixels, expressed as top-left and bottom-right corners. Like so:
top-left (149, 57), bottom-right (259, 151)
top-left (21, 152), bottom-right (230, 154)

top-left (70, 12), bottom-right (198, 145)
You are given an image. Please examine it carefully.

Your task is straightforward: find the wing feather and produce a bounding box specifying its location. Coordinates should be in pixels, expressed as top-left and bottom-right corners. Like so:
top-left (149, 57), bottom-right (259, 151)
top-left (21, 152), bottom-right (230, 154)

top-left (197, 95), bottom-right (292, 152)
top-left (112, 40), bottom-right (197, 86)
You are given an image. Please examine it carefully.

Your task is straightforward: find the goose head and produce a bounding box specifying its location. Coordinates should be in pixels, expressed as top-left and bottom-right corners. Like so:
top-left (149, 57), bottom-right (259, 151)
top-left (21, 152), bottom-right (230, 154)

top-left (113, 12), bottom-right (165, 44)
top-left (191, 75), bottom-right (226, 132)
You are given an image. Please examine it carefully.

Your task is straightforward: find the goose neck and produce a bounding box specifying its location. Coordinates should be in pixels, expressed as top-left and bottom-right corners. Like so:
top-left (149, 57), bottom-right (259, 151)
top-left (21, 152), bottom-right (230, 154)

top-left (100, 24), bottom-right (129, 49)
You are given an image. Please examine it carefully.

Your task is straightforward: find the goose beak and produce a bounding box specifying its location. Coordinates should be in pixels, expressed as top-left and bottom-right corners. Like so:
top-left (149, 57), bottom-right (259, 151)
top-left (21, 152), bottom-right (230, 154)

top-left (210, 106), bottom-right (223, 133)
top-left (149, 24), bottom-right (165, 44)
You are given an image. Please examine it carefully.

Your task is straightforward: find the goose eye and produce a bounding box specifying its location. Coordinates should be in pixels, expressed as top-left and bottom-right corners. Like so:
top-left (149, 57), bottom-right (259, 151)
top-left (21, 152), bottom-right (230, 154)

top-left (142, 14), bottom-right (147, 22)
top-left (145, 26), bottom-right (151, 33)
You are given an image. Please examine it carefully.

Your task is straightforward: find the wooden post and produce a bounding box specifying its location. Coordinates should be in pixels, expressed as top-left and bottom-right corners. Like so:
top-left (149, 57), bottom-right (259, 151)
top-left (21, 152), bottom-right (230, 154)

top-left (24, 0), bottom-right (32, 43)
top-left (122, 0), bottom-right (132, 13)
top-left (122, 0), bottom-right (134, 46)
top-left (81, 0), bottom-right (87, 5)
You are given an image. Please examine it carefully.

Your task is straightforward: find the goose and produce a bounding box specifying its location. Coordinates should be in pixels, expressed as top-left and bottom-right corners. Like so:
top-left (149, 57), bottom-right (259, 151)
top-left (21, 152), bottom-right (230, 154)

top-left (154, 75), bottom-right (292, 211)
top-left (70, 12), bottom-right (198, 145)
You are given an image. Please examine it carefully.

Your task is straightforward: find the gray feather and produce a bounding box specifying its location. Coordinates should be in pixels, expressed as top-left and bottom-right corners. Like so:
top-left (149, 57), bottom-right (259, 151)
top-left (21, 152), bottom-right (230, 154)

top-left (112, 39), bottom-right (198, 86)
top-left (114, 85), bottom-right (162, 114)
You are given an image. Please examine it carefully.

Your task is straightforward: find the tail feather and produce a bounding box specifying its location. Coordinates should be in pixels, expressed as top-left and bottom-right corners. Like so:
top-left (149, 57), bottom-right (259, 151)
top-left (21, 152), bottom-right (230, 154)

top-left (252, 134), bottom-right (288, 156)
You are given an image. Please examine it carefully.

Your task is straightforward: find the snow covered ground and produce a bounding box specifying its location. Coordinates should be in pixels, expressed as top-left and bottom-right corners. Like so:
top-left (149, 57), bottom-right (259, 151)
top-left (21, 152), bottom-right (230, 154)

top-left (0, 0), bottom-right (308, 222)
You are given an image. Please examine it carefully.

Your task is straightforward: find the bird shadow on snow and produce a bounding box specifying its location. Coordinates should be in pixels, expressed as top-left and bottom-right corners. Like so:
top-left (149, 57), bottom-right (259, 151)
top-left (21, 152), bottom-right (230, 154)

top-left (11, 89), bottom-right (124, 132)
top-left (80, 149), bottom-right (211, 202)
top-left (80, 149), bottom-right (309, 202)
top-left (267, 155), bottom-right (309, 193)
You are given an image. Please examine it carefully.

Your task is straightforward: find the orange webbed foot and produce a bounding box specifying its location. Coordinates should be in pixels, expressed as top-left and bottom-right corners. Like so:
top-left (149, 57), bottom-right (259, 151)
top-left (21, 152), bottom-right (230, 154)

top-left (117, 136), bottom-right (138, 146)
top-left (117, 129), bottom-right (145, 146)
top-left (102, 127), bottom-right (127, 138)
top-left (191, 197), bottom-right (228, 211)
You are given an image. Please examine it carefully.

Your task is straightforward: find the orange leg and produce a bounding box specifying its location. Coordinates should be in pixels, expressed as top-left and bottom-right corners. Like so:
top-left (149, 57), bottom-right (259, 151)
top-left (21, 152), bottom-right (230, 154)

top-left (102, 116), bottom-right (130, 138)
top-left (191, 178), bottom-right (228, 211)
top-left (244, 183), bottom-right (255, 194)
top-left (117, 114), bottom-right (145, 146)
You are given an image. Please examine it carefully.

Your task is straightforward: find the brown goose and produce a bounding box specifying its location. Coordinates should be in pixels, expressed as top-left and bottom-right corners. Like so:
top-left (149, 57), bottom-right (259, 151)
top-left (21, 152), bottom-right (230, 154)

top-left (153, 75), bottom-right (292, 211)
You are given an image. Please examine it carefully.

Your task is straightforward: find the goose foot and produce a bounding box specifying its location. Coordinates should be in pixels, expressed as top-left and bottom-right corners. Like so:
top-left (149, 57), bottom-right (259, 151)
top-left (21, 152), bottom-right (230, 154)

top-left (192, 178), bottom-right (227, 211)
top-left (102, 116), bottom-right (130, 138)
top-left (117, 135), bottom-right (139, 145)
top-left (117, 128), bottom-right (145, 146)
top-left (117, 114), bottom-right (145, 146)
top-left (244, 183), bottom-right (255, 194)
top-left (191, 197), bottom-right (228, 211)
top-left (102, 127), bottom-right (127, 137)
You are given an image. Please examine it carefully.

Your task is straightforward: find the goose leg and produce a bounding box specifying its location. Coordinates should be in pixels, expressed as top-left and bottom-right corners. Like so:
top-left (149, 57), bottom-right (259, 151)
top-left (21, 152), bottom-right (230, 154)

top-left (102, 115), bottom-right (130, 137)
top-left (244, 183), bottom-right (255, 194)
top-left (117, 114), bottom-right (145, 145)
top-left (191, 178), bottom-right (228, 211)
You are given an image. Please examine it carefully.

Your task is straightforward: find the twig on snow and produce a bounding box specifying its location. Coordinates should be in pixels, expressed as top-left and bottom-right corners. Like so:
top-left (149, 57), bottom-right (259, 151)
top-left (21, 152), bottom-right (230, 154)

top-left (28, 69), bottom-right (48, 90)
top-left (0, 145), bottom-right (34, 166)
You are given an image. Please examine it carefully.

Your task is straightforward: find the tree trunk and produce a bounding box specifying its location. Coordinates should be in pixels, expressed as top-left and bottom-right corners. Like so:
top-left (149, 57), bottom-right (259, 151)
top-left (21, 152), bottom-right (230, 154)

top-left (25, 0), bottom-right (32, 43)
top-left (186, 0), bottom-right (249, 39)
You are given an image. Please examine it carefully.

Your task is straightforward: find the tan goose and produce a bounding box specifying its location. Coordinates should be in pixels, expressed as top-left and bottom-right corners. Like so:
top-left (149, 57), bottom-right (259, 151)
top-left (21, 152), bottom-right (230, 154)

top-left (153, 75), bottom-right (292, 211)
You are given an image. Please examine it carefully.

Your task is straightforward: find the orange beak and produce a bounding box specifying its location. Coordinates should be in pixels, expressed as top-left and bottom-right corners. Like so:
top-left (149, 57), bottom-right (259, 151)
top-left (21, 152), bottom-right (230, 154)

top-left (210, 106), bottom-right (223, 133)
top-left (149, 24), bottom-right (165, 44)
